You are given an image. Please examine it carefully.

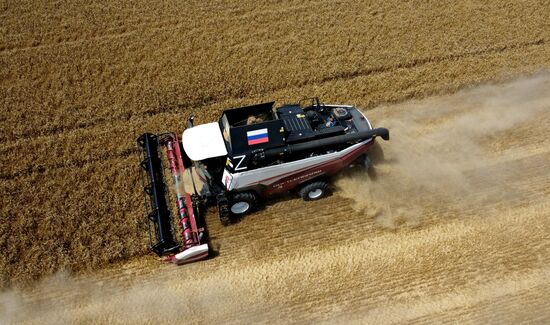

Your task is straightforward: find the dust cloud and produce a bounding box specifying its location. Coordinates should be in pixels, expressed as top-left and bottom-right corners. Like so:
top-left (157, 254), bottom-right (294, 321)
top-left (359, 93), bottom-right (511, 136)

top-left (336, 73), bottom-right (550, 229)
top-left (0, 270), bottom-right (271, 324)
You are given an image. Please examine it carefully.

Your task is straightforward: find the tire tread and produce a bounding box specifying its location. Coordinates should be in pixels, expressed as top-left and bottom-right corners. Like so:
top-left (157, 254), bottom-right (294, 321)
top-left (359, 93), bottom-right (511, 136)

top-left (299, 181), bottom-right (329, 201)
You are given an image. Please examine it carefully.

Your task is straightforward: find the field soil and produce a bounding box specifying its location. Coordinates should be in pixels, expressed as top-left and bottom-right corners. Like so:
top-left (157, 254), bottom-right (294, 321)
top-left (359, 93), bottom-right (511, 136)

top-left (1, 0), bottom-right (550, 323)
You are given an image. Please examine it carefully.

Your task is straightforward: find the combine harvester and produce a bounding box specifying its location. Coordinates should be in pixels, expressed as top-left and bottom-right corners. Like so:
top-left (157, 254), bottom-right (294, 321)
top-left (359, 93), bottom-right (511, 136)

top-left (137, 98), bottom-right (389, 264)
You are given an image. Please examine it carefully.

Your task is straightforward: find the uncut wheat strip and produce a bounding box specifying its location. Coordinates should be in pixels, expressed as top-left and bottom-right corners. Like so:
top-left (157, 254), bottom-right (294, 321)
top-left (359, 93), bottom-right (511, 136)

top-left (2, 0), bottom-right (546, 53)
top-left (0, 0), bottom-right (327, 52)
top-left (2, 40), bottom-right (549, 180)
top-left (1, 38), bottom-right (548, 143)
top-left (2, 39), bottom-right (546, 147)
top-left (1, 1), bottom-right (548, 139)
top-left (0, 156), bottom-right (147, 283)
top-left (2, 34), bottom-right (545, 141)
top-left (1, 155), bottom-right (143, 222)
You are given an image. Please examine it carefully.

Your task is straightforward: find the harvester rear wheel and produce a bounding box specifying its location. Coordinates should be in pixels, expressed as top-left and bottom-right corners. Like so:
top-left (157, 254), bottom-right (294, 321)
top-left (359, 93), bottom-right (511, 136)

top-left (367, 141), bottom-right (384, 164)
top-left (299, 181), bottom-right (329, 201)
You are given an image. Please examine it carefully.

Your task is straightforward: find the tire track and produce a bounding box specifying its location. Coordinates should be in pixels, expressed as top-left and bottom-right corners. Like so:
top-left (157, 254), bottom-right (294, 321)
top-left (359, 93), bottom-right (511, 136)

top-left (407, 283), bottom-right (550, 324)
top-left (0, 17), bottom-right (197, 55)
top-left (315, 39), bottom-right (545, 85)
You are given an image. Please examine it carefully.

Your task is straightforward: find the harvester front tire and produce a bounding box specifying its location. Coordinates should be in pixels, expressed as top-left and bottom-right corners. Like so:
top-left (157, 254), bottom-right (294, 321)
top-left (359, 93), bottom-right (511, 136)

top-left (229, 192), bottom-right (258, 217)
top-left (299, 181), bottom-right (329, 201)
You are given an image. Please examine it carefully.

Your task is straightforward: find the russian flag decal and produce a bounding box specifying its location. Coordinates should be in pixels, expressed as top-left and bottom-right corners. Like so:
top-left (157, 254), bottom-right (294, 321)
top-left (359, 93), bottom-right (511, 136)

top-left (247, 128), bottom-right (269, 145)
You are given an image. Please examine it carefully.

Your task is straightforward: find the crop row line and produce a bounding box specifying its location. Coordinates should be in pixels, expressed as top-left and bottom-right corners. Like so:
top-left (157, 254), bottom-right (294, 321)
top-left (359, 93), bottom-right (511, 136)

top-left (315, 38), bottom-right (545, 84)
top-left (0, 1), bottom-right (322, 55)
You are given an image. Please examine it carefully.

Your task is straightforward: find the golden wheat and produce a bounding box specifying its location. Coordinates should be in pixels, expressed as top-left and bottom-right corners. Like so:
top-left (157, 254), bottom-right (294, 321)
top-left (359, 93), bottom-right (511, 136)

top-left (1, 1), bottom-right (549, 322)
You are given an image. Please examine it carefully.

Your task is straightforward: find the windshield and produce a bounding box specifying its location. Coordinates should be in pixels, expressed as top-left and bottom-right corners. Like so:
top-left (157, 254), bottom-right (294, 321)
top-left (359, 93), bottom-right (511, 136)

top-left (220, 114), bottom-right (232, 152)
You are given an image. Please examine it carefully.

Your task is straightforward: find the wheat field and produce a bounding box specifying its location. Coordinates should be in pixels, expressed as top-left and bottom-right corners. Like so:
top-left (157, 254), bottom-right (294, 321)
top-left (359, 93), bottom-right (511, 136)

top-left (1, 0), bottom-right (550, 323)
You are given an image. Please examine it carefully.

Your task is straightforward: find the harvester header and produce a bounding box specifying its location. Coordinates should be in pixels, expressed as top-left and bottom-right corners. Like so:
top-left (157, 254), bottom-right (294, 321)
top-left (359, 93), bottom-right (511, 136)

top-left (137, 132), bottom-right (209, 264)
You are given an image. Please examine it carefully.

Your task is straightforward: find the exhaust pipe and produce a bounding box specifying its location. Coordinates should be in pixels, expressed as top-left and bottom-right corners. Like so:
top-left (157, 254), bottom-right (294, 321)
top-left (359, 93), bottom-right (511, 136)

top-left (253, 127), bottom-right (389, 161)
top-left (289, 127), bottom-right (389, 152)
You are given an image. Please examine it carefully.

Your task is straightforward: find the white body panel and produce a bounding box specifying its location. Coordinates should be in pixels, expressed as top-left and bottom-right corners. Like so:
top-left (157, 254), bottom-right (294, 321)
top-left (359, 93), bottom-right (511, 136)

top-left (225, 138), bottom-right (372, 190)
top-left (182, 122), bottom-right (227, 161)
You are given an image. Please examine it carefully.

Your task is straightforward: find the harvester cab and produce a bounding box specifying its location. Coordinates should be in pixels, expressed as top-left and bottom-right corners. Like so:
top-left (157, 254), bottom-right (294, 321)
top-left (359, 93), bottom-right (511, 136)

top-left (137, 97), bottom-right (389, 264)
